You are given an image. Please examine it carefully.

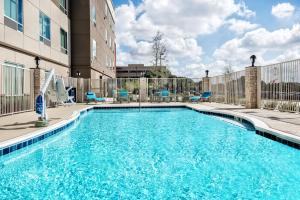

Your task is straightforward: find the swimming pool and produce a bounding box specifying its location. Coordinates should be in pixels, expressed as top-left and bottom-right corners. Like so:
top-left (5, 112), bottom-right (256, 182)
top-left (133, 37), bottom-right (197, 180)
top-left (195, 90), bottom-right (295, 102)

top-left (1, 108), bottom-right (300, 199)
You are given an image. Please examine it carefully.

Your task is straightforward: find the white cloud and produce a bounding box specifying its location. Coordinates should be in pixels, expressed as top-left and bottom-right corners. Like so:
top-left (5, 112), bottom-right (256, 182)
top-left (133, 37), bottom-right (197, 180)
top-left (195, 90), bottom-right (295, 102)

top-left (226, 19), bottom-right (259, 35)
top-left (116, 0), bottom-right (299, 78)
top-left (140, 0), bottom-right (240, 36)
top-left (236, 1), bottom-right (256, 18)
top-left (272, 3), bottom-right (295, 19)
top-left (116, 0), bottom-right (250, 77)
top-left (213, 24), bottom-right (300, 72)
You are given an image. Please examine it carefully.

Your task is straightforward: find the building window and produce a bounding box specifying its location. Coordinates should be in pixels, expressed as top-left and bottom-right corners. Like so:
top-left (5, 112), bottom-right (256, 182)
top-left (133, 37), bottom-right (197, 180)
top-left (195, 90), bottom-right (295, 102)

top-left (105, 3), bottom-right (108, 18)
top-left (40, 12), bottom-right (51, 44)
top-left (2, 62), bottom-right (24, 96)
top-left (91, 6), bottom-right (96, 25)
top-left (4, 0), bottom-right (23, 32)
top-left (105, 29), bottom-right (108, 43)
top-left (59, 0), bottom-right (68, 14)
top-left (60, 28), bottom-right (68, 54)
top-left (92, 39), bottom-right (97, 59)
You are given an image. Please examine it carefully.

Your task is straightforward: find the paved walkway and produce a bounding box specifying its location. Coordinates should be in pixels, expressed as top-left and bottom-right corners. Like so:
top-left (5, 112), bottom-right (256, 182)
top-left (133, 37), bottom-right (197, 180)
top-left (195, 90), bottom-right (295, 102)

top-left (192, 103), bottom-right (300, 136)
top-left (0, 104), bottom-right (89, 143)
top-left (0, 103), bottom-right (299, 144)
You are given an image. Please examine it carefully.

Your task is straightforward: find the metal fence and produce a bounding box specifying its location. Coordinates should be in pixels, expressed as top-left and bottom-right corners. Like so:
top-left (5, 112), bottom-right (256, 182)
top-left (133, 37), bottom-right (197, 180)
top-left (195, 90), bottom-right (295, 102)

top-left (148, 78), bottom-right (202, 102)
top-left (53, 75), bottom-right (90, 103)
top-left (210, 70), bottom-right (246, 105)
top-left (1, 58), bottom-right (299, 115)
top-left (210, 75), bottom-right (226, 103)
top-left (89, 78), bottom-right (202, 102)
top-left (261, 59), bottom-right (300, 112)
top-left (0, 63), bottom-right (34, 116)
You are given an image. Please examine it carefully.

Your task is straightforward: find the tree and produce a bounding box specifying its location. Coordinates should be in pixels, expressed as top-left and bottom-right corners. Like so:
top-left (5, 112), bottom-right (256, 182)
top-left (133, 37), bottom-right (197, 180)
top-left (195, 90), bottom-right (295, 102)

top-left (223, 63), bottom-right (233, 75)
top-left (152, 31), bottom-right (167, 67)
top-left (144, 68), bottom-right (174, 78)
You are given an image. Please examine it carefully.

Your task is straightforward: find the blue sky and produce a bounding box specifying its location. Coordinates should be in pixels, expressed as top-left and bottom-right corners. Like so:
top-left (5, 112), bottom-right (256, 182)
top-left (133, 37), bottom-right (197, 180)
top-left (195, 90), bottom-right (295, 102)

top-left (114, 0), bottom-right (300, 77)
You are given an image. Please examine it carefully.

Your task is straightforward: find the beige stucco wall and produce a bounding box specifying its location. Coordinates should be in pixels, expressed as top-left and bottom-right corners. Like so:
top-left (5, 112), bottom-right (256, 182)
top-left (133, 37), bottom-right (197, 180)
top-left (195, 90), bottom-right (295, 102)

top-left (90, 0), bottom-right (116, 78)
top-left (91, 69), bottom-right (112, 79)
top-left (0, 0), bottom-right (70, 76)
top-left (0, 46), bottom-right (69, 77)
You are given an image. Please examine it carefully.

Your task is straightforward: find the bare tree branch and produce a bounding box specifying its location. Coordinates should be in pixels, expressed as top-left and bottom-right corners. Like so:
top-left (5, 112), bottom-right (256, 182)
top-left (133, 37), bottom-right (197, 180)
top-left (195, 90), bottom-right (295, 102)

top-left (152, 31), bottom-right (167, 67)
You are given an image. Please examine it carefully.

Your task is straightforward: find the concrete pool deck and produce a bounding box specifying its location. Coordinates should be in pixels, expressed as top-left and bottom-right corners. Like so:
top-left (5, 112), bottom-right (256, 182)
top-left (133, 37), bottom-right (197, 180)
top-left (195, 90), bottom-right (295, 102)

top-left (0, 102), bottom-right (299, 147)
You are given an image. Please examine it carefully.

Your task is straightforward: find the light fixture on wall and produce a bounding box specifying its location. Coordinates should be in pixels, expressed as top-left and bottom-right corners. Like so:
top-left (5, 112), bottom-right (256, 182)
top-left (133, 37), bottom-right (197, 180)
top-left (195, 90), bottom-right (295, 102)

top-left (35, 56), bottom-right (41, 69)
top-left (76, 71), bottom-right (81, 77)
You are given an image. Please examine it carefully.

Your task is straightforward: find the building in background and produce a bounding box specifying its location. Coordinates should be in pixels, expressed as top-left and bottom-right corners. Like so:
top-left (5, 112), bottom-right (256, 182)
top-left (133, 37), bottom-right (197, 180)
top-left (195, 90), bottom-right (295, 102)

top-left (116, 64), bottom-right (167, 78)
top-left (0, 0), bottom-right (71, 76)
top-left (70, 0), bottom-right (116, 79)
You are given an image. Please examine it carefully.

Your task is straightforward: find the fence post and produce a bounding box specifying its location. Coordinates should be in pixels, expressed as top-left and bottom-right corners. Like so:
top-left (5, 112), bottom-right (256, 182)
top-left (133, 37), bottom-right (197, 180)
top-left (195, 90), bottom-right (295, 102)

top-left (202, 77), bottom-right (210, 92)
top-left (245, 66), bottom-right (261, 109)
top-left (202, 75), bottom-right (210, 93)
top-left (139, 78), bottom-right (147, 102)
top-left (32, 68), bottom-right (45, 110)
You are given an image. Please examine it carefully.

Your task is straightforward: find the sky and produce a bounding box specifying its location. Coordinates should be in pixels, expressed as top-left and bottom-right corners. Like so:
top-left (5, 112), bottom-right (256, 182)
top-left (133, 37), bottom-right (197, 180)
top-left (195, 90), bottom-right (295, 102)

top-left (113, 0), bottom-right (300, 77)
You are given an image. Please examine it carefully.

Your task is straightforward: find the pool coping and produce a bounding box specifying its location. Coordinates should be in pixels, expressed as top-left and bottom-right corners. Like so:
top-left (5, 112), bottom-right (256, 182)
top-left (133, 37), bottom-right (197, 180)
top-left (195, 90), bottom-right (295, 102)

top-left (1, 104), bottom-right (300, 157)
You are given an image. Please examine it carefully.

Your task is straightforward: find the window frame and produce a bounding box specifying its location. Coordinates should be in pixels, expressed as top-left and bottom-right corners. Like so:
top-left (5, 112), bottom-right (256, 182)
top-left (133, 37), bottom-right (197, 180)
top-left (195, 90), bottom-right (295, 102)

top-left (2, 62), bottom-right (25, 97)
top-left (92, 39), bottom-right (97, 60)
top-left (59, 0), bottom-right (68, 15)
top-left (105, 3), bottom-right (108, 18)
top-left (91, 6), bottom-right (96, 26)
top-left (60, 28), bottom-right (68, 54)
top-left (109, 36), bottom-right (112, 48)
top-left (39, 12), bottom-right (51, 43)
top-left (4, 0), bottom-right (23, 32)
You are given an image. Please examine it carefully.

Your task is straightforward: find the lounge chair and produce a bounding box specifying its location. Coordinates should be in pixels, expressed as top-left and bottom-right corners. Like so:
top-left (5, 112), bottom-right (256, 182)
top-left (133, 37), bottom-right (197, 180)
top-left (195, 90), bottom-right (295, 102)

top-left (200, 91), bottom-right (212, 102)
top-left (189, 91), bottom-right (202, 102)
top-left (56, 79), bottom-right (75, 105)
top-left (117, 89), bottom-right (129, 103)
top-left (158, 89), bottom-right (170, 102)
top-left (86, 91), bottom-right (105, 104)
top-left (190, 95), bottom-right (202, 102)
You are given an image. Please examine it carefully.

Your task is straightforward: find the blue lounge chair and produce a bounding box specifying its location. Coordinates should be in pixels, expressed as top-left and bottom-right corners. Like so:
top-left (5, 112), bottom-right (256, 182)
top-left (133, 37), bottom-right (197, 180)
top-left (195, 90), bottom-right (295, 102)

top-left (118, 89), bottom-right (129, 103)
top-left (86, 91), bottom-right (105, 104)
top-left (200, 92), bottom-right (212, 102)
top-left (189, 91), bottom-right (202, 102)
top-left (189, 92), bottom-right (212, 102)
top-left (190, 95), bottom-right (202, 102)
top-left (159, 89), bottom-right (170, 102)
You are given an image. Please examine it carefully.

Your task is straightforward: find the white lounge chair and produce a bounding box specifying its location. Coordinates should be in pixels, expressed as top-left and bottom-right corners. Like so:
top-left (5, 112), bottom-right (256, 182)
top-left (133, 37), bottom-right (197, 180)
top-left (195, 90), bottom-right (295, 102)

top-left (56, 79), bottom-right (75, 105)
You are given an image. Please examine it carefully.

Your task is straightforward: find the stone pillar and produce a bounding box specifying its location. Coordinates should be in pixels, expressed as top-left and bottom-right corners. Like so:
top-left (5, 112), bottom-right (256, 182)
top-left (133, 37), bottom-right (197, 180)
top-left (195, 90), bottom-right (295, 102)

top-left (139, 78), bottom-right (147, 102)
top-left (202, 77), bottom-right (210, 92)
top-left (33, 68), bottom-right (45, 109)
top-left (245, 66), bottom-right (261, 109)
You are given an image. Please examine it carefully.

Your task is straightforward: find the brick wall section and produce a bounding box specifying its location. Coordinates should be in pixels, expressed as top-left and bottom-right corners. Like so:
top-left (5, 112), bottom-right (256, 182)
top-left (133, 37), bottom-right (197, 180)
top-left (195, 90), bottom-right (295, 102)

top-left (140, 78), bottom-right (148, 102)
top-left (245, 66), bottom-right (260, 108)
top-left (202, 77), bottom-right (210, 92)
top-left (33, 69), bottom-right (46, 107)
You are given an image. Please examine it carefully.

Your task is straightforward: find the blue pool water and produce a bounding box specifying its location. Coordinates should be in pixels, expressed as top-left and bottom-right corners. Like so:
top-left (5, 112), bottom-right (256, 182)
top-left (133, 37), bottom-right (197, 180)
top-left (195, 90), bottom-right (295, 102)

top-left (1, 108), bottom-right (300, 199)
